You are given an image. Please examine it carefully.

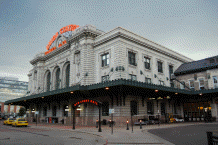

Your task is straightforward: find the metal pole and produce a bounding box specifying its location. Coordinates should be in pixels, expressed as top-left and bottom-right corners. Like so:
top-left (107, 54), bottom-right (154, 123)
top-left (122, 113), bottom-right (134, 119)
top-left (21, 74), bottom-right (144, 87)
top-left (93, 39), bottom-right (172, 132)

top-left (206, 132), bottom-right (213, 145)
top-left (112, 113), bottom-right (113, 134)
top-left (73, 107), bottom-right (75, 130)
top-left (140, 120), bottom-right (142, 129)
top-left (127, 119), bottom-right (129, 130)
top-left (36, 114), bottom-right (37, 126)
top-left (98, 105), bottom-right (102, 132)
top-left (131, 113), bottom-right (133, 133)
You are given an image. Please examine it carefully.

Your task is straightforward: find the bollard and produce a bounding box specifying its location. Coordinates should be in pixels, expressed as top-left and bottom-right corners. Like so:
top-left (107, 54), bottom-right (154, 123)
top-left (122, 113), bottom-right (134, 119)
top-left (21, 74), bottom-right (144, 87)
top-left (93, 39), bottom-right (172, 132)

top-left (206, 132), bottom-right (213, 145)
top-left (109, 120), bottom-right (111, 127)
top-left (140, 120), bottom-right (142, 129)
top-left (127, 119), bottom-right (129, 130)
top-left (96, 119), bottom-right (98, 128)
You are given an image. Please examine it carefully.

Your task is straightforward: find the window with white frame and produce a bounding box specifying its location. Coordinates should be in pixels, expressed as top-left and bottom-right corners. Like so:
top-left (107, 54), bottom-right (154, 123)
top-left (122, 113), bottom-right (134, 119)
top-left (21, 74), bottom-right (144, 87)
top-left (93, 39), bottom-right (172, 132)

top-left (180, 81), bottom-right (185, 89)
top-left (102, 75), bottom-right (109, 82)
top-left (199, 78), bottom-right (204, 90)
top-left (129, 74), bottom-right (137, 81)
top-left (101, 53), bottom-right (109, 67)
top-left (144, 57), bottom-right (150, 69)
top-left (159, 80), bottom-right (164, 86)
top-left (128, 52), bottom-right (136, 66)
top-left (189, 80), bottom-right (194, 89)
top-left (145, 77), bottom-right (151, 84)
top-left (158, 61), bottom-right (163, 73)
top-left (213, 76), bottom-right (218, 88)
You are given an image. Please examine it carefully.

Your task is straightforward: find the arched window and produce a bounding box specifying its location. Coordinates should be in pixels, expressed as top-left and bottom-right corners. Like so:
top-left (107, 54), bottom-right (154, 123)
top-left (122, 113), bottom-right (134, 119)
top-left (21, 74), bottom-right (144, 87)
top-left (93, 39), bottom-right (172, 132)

top-left (46, 72), bottom-right (51, 92)
top-left (65, 64), bottom-right (70, 88)
top-left (130, 101), bottom-right (138, 116)
top-left (55, 68), bottom-right (60, 90)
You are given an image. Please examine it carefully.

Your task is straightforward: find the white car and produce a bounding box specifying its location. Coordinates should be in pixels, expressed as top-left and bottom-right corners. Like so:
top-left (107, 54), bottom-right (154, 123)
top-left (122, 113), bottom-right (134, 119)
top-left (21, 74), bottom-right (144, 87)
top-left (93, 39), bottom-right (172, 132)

top-left (175, 118), bottom-right (184, 122)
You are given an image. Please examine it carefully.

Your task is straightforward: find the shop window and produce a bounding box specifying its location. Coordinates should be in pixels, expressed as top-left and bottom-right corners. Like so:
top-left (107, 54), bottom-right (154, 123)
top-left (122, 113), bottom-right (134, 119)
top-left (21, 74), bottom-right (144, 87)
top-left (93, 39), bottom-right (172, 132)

top-left (46, 72), bottom-right (51, 92)
top-left (158, 61), bottom-right (163, 73)
top-left (55, 68), bottom-right (60, 90)
top-left (43, 107), bottom-right (47, 117)
top-left (144, 57), bottom-right (150, 69)
top-left (129, 74), bottom-right (137, 81)
top-left (101, 53), bottom-right (109, 67)
top-left (128, 52), bottom-right (136, 66)
top-left (102, 75), bottom-right (109, 82)
top-left (65, 64), bottom-right (70, 88)
top-left (131, 101), bottom-right (138, 115)
top-left (189, 80), bottom-right (194, 89)
top-left (102, 102), bottom-right (109, 116)
top-left (52, 106), bottom-right (57, 117)
top-left (145, 77), bottom-right (151, 84)
top-left (199, 78), bottom-right (204, 90)
top-left (174, 104), bottom-right (177, 114)
top-left (161, 103), bottom-right (165, 115)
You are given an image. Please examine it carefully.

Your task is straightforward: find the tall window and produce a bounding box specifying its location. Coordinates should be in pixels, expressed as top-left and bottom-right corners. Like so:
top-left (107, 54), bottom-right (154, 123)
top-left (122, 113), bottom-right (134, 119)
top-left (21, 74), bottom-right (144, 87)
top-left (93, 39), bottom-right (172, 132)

top-left (213, 76), bottom-right (218, 88)
top-left (102, 75), bottom-right (109, 82)
top-left (169, 65), bottom-right (173, 77)
top-left (147, 102), bottom-right (153, 115)
top-left (161, 103), bottom-right (165, 115)
top-left (189, 80), bottom-right (194, 89)
top-left (159, 80), bottom-right (164, 86)
top-left (101, 53), bottom-right (109, 67)
top-left (128, 52), bottom-right (136, 66)
top-left (102, 102), bottom-right (109, 116)
top-left (158, 61), bottom-right (163, 73)
top-left (180, 81), bottom-right (185, 89)
top-left (43, 107), bottom-right (47, 117)
top-left (63, 105), bottom-right (68, 117)
top-left (131, 101), bottom-right (138, 115)
top-left (174, 103), bottom-right (177, 114)
top-left (52, 106), bottom-right (57, 117)
top-left (144, 57), bottom-right (150, 69)
top-left (129, 74), bottom-right (137, 81)
top-left (145, 77), bottom-right (151, 84)
top-left (199, 78), bottom-right (204, 90)
top-left (55, 68), bottom-right (60, 90)
top-left (46, 72), bottom-right (51, 92)
top-left (65, 64), bottom-right (70, 88)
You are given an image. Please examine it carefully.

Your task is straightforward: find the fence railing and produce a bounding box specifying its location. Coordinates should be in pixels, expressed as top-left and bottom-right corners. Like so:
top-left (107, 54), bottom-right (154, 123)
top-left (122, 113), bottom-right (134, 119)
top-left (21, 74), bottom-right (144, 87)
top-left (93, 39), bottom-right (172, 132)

top-left (207, 132), bottom-right (218, 145)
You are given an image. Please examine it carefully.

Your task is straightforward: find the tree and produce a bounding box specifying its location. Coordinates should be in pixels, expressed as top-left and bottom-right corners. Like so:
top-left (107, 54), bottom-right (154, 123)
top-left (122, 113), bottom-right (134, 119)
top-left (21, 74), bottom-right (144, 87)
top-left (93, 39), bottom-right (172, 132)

top-left (18, 107), bottom-right (26, 117)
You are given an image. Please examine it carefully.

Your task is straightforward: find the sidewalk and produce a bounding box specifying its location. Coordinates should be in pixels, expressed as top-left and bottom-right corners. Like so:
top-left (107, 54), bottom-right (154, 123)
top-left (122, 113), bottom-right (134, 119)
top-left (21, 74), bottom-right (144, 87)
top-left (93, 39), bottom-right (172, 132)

top-left (28, 122), bottom-right (217, 145)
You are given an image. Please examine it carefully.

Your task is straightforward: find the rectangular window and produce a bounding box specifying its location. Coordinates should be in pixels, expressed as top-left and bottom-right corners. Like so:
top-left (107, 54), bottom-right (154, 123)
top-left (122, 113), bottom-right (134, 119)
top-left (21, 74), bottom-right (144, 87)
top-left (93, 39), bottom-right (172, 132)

top-left (145, 77), bottom-right (151, 84)
top-left (52, 106), bottom-right (56, 117)
top-left (102, 75), bottom-right (109, 82)
top-left (102, 102), bottom-right (109, 116)
top-left (144, 57), bottom-right (150, 69)
top-left (161, 103), bottom-right (165, 115)
top-left (199, 78), bottom-right (204, 90)
top-left (210, 59), bottom-right (215, 64)
top-left (213, 76), bottom-right (218, 88)
top-left (174, 104), bottom-right (177, 114)
top-left (158, 61), bottom-right (163, 73)
top-left (159, 80), bottom-right (164, 86)
top-left (129, 74), bottom-right (137, 81)
top-left (180, 81), bottom-right (185, 89)
top-left (131, 101), bottom-right (138, 115)
top-left (147, 102), bottom-right (154, 115)
top-left (169, 65), bottom-right (173, 78)
top-left (101, 53), bottom-right (109, 67)
top-left (128, 52), bottom-right (136, 66)
top-left (189, 80), bottom-right (194, 89)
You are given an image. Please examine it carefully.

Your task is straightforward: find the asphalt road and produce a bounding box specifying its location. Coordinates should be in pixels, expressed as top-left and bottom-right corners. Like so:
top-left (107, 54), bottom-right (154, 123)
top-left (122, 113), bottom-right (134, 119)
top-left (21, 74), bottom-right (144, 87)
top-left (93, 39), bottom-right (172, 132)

top-left (0, 121), bottom-right (105, 145)
top-left (148, 122), bottom-right (218, 145)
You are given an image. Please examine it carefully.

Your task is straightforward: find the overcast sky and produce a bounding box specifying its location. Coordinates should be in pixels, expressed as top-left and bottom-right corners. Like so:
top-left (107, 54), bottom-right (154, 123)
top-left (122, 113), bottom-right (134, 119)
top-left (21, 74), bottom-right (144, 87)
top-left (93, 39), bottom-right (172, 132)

top-left (0, 0), bottom-right (217, 82)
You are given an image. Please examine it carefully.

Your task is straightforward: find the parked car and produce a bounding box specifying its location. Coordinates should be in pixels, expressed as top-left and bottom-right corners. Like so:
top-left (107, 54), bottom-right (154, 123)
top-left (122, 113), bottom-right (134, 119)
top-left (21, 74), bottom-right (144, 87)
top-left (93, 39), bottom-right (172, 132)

top-left (134, 119), bottom-right (148, 125)
top-left (12, 118), bottom-right (28, 127)
top-left (148, 118), bottom-right (160, 124)
top-left (175, 117), bottom-right (184, 122)
top-left (3, 118), bottom-right (15, 125)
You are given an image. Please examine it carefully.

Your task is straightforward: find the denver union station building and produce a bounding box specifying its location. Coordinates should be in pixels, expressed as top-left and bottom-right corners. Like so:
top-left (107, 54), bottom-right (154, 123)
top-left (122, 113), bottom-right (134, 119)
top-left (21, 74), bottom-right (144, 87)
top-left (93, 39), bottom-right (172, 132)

top-left (5, 24), bottom-right (218, 127)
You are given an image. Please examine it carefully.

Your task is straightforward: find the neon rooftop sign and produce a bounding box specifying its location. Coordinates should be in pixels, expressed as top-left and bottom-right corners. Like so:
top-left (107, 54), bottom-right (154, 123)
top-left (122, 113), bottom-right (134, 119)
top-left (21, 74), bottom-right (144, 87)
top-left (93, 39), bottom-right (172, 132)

top-left (74, 99), bottom-right (98, 107)
top-left (45, 24), bottom-right (79, 55)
